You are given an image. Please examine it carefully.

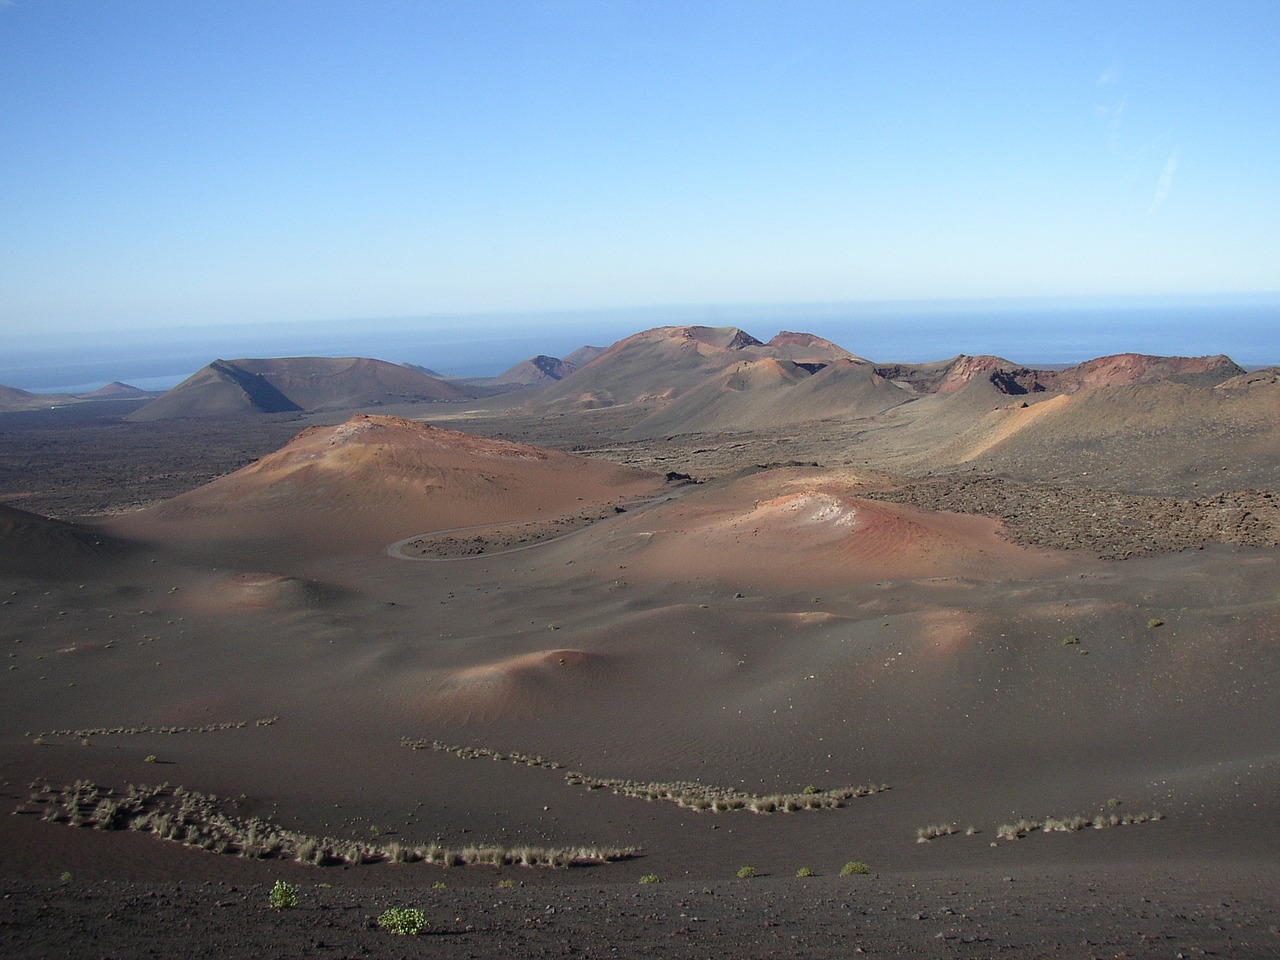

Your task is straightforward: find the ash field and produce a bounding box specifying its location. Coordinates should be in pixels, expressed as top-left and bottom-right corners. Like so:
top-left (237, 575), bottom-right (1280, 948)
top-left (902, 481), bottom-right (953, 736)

top-left (2, 325), bottom-right (1279, 959)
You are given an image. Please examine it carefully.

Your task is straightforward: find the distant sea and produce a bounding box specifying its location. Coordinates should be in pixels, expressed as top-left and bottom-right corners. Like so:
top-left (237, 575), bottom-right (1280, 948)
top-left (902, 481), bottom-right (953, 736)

top-left (4, 295), bottom-right (1277, 394)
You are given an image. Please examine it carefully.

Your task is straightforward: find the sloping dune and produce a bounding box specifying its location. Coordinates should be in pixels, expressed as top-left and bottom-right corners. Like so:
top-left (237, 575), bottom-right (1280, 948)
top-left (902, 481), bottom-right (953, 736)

top-left (111, 414), bottom-right (667, 552)
top-left (0, 505), bottom-right (132, 578)
top-left (416, 648), bottom-right (605, 723)
top-left (583, 469), bottom-right (1065, 587)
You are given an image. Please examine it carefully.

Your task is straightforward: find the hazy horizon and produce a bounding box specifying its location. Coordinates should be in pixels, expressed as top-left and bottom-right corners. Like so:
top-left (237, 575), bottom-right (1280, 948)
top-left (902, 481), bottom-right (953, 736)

top-left (4, 293), bottom-right (1277, 394)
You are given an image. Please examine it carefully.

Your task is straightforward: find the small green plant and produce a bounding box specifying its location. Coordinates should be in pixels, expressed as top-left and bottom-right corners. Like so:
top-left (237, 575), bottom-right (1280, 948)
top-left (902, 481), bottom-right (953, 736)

top-left (143, 754), bottom-right (158, 763)
top-left (638, 873), bottom-right (661, 884)
top-left (839, 861), bottom-right (870, 876)
top-left (377, 906), bottom-right (427, 935)
top-left (795, 866), bottom-right (816, 877)
top-left (736, 865), bottom-right (757, 878)
top-left (1061, 636), bottom-right (1080, 645)
top-left (801, 784), bottom-right (820, 795)
top-left (1147, 619), bottom-right (1164, 629)
top-left (432, 881), bottom-right (446, 889)
top-left (1107, 797), bottom-right (1122, 807)
top-left (268, 880), bottom-right (299, 910)
top-left (59, 870), bottom-right (72, 883)
top-left (497, 878), bottom-right (515, 888)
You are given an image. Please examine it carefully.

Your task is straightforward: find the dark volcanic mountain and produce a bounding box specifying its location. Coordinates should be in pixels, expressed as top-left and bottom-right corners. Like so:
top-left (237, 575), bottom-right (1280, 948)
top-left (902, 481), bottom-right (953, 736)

top-left (488, 355), bottom-right (578, 387)
top-left (128, 357), bottom-right (474, 421)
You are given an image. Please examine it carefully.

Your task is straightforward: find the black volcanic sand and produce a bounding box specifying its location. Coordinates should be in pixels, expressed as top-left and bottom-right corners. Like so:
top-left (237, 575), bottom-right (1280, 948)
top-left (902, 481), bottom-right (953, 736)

top-left (3, 409), bottom-right (1280, 957)
top-left (5, 863), bottom-right (1279, 959)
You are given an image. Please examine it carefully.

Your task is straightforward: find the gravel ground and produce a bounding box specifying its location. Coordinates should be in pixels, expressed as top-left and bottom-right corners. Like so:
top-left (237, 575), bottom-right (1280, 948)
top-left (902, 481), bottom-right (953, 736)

top-left (4, 867), bottom-right (1279, 960)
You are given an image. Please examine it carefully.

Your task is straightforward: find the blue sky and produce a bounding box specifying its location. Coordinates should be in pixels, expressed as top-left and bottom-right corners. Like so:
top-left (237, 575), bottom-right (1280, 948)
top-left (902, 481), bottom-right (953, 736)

top-left (2, 0), bottom-right (1278, 341)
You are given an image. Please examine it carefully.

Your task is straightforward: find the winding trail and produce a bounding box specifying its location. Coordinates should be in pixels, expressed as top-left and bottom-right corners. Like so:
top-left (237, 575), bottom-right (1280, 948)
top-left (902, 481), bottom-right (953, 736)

top-left (385, 488), bottom-right (690, 562)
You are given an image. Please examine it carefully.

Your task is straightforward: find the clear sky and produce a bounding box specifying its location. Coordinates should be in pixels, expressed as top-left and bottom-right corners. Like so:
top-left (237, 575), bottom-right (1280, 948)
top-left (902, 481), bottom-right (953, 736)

top-left (2, 0), bottom-right (1278, 339)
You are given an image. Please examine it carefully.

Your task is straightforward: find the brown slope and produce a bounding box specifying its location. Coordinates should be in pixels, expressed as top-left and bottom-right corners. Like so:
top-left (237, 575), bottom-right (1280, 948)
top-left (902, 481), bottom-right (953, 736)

top-left (561, 344), bottom-right (606, 367)
top-left (566, 466), bottom-right (1068, 589)
top-left (0, 505), bottom-right (132, 579)
top-left (529, 325), bottom-right (770, 411)
top-left (874, 354), bottom-right (1039, 395)
top-left (622, 357), bottom-right (910, 439)
top-left (0, 385), bottom-right (77, 411)
top-left (76, 381), bottom-right (153, 400)
top-left (487, 355), bottom-right (578, 387)
top-left (766, 330), bottom-right (865, 362)
top-left (1040, 353), bottom-right (1243, 393)
top-left (971, 377), bottom-right (1280, 491)
top-left (111, 414), bottom-right (667, 553)
top-left (128, 357), bottom-right (473, 421)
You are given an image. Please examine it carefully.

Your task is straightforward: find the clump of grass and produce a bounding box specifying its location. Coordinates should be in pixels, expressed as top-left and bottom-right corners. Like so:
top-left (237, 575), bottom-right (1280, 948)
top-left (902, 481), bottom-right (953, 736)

top-left (268, 880), bottom-right (299, 910)
top-left (997, 809), bottom-right (1164, 840)
top-left (795, 866), bottom-right (816, 877)
top-left (839, 861), bottom-right (870, 876)
top-left (736, 865), bottom-right (757, 878)
top-left (915, 823), bottom-right (957, 843)
top-left (638, 873), bottom-right (661, 884)
top-left (1061, 635), bottom-right (1080, 645)
top-left (377, 906), bottom-right (427, 935)
top-left (1147, 618), bottom-right (1164, 629)
top-left (497, 878), bottom-right (515, 889)
top-left (18, 778), bottom-right (637, 870)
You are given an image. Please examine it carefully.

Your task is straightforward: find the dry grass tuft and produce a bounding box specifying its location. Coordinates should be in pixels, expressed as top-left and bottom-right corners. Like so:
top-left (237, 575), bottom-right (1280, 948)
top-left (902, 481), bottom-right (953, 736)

top-left (16, 778), bottom-right (637, 869)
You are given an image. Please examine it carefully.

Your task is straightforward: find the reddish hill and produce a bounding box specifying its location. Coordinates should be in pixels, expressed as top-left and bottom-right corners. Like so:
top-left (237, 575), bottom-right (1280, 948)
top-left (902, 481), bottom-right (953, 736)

top-left (128, 357), bottom-right (474, 421)
top-left (113, 414), bottom-right (667, 552)
top-left (766, 331), bottom-right (864, 362)
top-left (76, 381), bottom-right (152, 400)
top-left (1040, 353), bottom-right (1243, 393)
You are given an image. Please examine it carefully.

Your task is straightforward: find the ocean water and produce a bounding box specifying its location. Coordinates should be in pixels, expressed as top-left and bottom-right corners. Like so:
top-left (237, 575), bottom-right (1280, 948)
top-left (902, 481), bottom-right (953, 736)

top-left (4, 296), bottom-right (1277, 394)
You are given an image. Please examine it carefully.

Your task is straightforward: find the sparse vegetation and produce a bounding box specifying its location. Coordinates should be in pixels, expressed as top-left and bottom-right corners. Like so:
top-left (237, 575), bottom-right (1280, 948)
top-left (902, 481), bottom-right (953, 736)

top-left (33, 717), bottom-right (279, 742)
top-left (1061, 635), bottom-right (1080, 645)
top-left (1147, 618), bottom-right (1164, 628)
top-left (736, 865), bottom-right (757, 878)
top-left (915, 823), bottom-right (958, 842)
top-left (377, 906), bottom-right (427, 935)
top-left (16, 778), bottom-right (637, 869)
top-left (268, 880), bottom-right (299, 909)
top-left (638, 873), bottom-right (661, 884)
top-left (404, 737), bottom-right (887, 815)
top-left (839, 861), bottom-right (870, 876)
top-left (795, 866), bottom-right (816, 877)
top-left (996, 809), bottom-right (1163, 840)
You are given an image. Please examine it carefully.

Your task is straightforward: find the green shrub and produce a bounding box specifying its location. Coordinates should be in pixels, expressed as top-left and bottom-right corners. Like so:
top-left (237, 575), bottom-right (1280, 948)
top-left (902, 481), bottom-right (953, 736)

top-left (795, 866), bottom-right (816, 877)
top-left (736, 865), bottom-right (757, 878)
top-left (801, 784), bottom-right (820, 795)
top-left (268, 880), bottom-right (299, 910)
top-left (638, 873), bottom-right (661, 884)
top-left (1061, 636), bottom-right (1080, 645)
top-left (377, 906), bottom-right (427, 935)
top-left (839, 861), bottom-right (870, 876)
top-left (1147, 619), bottom-right (1164, 629)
